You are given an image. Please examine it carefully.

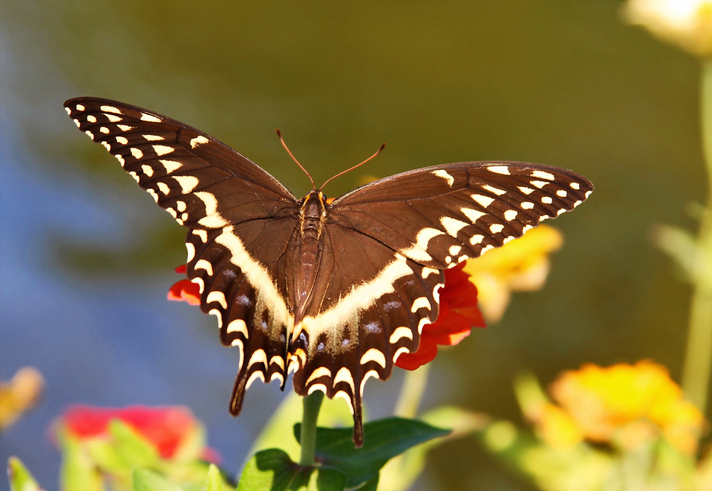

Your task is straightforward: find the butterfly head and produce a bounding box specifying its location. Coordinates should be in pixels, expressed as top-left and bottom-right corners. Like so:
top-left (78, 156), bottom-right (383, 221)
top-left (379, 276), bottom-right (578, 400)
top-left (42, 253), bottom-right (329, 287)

top-left (299, 190), bottom-right (328, 223)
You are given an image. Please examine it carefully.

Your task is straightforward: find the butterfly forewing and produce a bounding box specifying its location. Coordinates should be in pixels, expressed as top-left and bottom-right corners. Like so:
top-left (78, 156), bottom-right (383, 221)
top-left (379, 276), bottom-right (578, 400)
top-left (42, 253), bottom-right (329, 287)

top-left (330, 162), bottom-right (593, 269)
top-left (64, 97), bottom-right (298, 229)
top-left (65, 97), bottom-right (593, 448)
top-left (65, 96), bottom-right (302, 417)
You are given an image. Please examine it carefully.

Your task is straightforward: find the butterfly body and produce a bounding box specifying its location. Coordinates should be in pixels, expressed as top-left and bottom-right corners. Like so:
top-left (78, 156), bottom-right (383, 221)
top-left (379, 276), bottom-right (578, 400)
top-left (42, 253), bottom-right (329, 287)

top-left (64, 97), bottom-right (593, 446)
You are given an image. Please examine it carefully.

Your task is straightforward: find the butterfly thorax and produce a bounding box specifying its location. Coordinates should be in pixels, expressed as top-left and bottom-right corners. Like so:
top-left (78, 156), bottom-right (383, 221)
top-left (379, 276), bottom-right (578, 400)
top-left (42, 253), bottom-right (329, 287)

top-left (295, 190), bottom-right (328, 321)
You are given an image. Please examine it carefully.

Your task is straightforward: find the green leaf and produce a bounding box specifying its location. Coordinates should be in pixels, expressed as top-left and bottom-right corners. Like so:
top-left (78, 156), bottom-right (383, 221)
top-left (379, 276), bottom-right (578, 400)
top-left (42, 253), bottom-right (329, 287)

top-left (132, 469), bottom-right (183, 491)
top-left (351, 475), bottom-right (378, 491)
top-left (237, 449), bottom-right (310, 491)
top-left (237, 449), bottom-right (346, 491)
top-left (294, 417), bottom-right (449, 488)
top-left (379, 406), bottom-right (488, 491)
top-left (250, 392), bottom-right (354, 462)
top-left (58, 432), bottom-right (105, 491)
top-left (307, 467), bottom-right (346, 491)
top-left (85, 439), bottom-right (130, 474)
top-left (108, 420), bottom-right (160, 466)
top-left (7, 457), bottom-right (42, 491)
top-left (653, 224), bottom-right (698, 279)
top-left (206, 464), bottom-right (232, 491)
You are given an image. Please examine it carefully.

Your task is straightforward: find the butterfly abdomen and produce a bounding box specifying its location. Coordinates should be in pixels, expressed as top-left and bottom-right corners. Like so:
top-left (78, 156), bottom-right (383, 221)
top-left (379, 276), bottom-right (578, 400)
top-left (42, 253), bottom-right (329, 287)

top-left (295, 190), bottom-right (329, 320)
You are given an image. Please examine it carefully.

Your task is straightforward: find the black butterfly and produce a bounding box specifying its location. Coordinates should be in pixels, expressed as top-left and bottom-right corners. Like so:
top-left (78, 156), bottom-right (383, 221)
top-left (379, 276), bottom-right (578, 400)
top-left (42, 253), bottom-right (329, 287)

top-left (65, 97), bottom-right (593, 446)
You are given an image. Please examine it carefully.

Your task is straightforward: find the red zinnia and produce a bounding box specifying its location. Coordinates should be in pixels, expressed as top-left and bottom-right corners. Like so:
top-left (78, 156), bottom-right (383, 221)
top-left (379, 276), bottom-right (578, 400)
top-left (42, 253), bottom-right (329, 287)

top-left (59, 405), bottom-right (198, 459)
top-left (167, 265), bottom-right (201, 305)
top-left (395, 262), bottom-right (486, 370)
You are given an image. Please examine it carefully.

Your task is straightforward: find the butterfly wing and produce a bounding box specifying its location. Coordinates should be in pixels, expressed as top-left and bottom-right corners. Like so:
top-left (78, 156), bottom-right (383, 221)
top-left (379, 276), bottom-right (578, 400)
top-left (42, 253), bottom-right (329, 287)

top-left (64, 97), bottom-right (301, 415)
top-left (303, 162), bottom-right (593, 442)
top-left (288, 221), bottom-right (445, 445)
top-left (330, 161), bottom-right (593, 268)
top-left (66, 98), bottom-right (594, 447)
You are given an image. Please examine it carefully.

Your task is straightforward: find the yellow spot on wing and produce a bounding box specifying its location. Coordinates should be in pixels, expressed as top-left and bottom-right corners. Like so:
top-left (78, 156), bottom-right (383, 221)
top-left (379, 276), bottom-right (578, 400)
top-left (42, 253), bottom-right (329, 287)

top-left (334, 367), bottom-right (355, 392)
top-left (410, 297), bottom-right (430, 312)
top-left (100, 105), bottom-right (121, 114)
top-left (441, 216), bottom-right (469, 236)
top-left (194, 259), bottom-right (214, 275)
top-left (206, 291), bottom-right (227, 308)
top-left (389, 326), bottom-right (413, 343)
top-left (306, 366), bottom-right (332, 384)
top-left (173, 175), bottom-right (199, 193)
top-left (360, 348), bottom-right (387, 367)
top-left (432, 169), bottom-right (455, 186)
top-left (227, 319), bottom-right (248, 336)
top-left (195, 192), bottom-right (229, 228)
top-left (190, 135), bottom-right (210, 148)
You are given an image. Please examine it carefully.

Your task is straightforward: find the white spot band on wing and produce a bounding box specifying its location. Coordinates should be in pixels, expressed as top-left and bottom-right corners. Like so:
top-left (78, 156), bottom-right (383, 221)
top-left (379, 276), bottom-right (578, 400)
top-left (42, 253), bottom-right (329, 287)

top-left (298, 255), bottom-right (413, 342)
top-left (531, 170), bottom-right (555, 180)
top-left (441, 216), bottom-right (469, 236)
top-left (195, 191), bottom-right (229, 228)
top-left (215, 228), bottom-right (293, 334)
top-left (140, 113), bottom-right (162, 123)
top-left (487, 165), bottom-right (510, 175)
top-left (432, 169), bottom-right (455, 186)
top-left (400, 227), bottom-right (443, 262)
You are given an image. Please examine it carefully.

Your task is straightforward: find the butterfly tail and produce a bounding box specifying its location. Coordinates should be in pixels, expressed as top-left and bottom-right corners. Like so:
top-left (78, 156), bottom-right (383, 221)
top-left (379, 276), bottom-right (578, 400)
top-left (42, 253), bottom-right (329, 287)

top-left (228, 346), bottom-right (287, 416)
top-left (229, 366), bottom-right (249, 416)
top-left (352, 391), bottom-right (364, 447)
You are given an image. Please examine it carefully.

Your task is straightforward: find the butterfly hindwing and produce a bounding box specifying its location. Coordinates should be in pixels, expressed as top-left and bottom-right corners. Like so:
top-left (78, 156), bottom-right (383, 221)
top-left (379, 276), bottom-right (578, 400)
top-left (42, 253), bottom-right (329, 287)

top-left (186, 219), bottom-right (301, 416)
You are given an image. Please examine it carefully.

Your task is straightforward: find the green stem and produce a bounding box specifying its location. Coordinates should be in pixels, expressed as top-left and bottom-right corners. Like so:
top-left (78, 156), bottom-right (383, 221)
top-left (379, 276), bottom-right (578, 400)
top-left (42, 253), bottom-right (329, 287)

top-left (299, 391), bottom-right (324, 466)
top-left (682, 58), bottom-right (712, 414)
top-left (394, 364), bottom-right (430, 418)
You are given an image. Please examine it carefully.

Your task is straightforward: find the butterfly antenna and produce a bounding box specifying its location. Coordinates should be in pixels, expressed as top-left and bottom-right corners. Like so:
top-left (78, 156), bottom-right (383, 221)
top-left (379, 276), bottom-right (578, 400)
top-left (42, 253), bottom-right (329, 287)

top-left (319, 143), bottom-right (386, 191)
top-left (277, 129), bottom-right (316, 191)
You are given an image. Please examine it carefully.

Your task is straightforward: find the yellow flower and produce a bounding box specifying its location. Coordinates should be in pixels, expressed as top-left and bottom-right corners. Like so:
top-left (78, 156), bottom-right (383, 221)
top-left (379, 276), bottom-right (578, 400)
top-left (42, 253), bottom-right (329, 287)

top-left (0, 367), bottom-right (44, 430)
top-left (549, 361), bottom-right (705, 454)
top-left (534, 403), bottom-right (585, 449)
top-left (462, 225), bottom-right (563, 322)
top-left (625, 0), bottom-right (712, 57)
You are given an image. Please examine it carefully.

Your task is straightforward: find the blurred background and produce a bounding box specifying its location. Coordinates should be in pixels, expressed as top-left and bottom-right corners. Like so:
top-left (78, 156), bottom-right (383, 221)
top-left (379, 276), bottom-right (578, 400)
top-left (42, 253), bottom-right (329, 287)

top-left (0, 1), bottom-right (707, 490)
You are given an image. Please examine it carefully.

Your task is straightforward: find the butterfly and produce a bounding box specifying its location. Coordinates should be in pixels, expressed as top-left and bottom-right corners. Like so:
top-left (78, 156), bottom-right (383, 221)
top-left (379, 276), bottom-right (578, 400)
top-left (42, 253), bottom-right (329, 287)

top-left (64, 97), bottom-right (593, 446)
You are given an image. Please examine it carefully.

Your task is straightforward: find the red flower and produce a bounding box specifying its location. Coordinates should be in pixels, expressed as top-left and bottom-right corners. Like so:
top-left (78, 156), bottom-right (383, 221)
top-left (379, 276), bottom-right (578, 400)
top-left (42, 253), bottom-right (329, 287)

top-left (59, 405), bottom-right (199, 459)
top-left (168, 262), bottom-right (484, 371)
top-left (395, 262), bottom-right (486, 370)
top-left (168, 265), bottom-right (201, 305)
